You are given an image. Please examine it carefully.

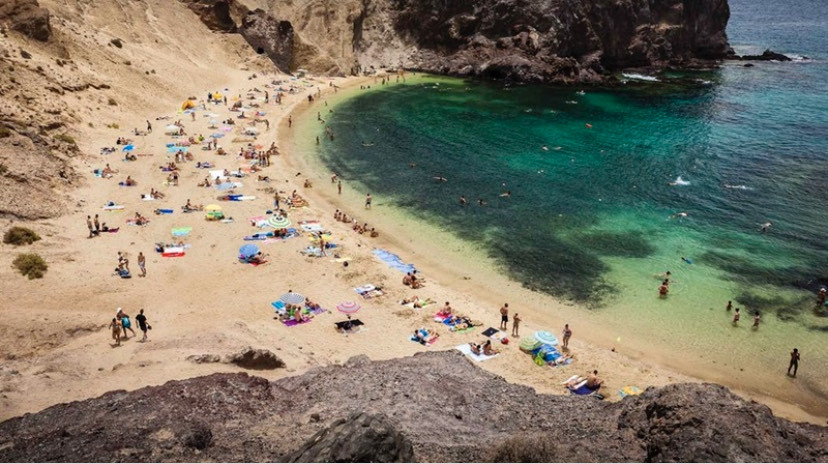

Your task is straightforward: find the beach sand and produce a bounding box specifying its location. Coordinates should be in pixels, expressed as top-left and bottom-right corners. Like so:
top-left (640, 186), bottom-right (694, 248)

top-left (1, 67), bottom-right (825, 427)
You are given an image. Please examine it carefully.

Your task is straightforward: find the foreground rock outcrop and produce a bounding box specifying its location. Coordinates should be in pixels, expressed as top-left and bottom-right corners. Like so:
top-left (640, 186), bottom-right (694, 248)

top-left (0, 0), bottom-right (52, 42)
top-left (0, 351), bottom-right (825, 462)
top-left (181, 0), bottom-right (732, 82)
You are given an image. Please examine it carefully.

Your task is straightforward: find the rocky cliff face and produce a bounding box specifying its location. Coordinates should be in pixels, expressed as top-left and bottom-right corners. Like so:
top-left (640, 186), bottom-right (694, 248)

top-left (1, 352), bottom-right (825, 462)
top-left (183, 0), bottom-right (731, 82)
top-left (0, 0), bottom-right (52, 42)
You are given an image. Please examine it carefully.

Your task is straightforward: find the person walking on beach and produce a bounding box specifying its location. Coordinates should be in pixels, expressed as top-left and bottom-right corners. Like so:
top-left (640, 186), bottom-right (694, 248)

top-left (109, 317), bottom-right (122, 346)
top-left (135, 309), bottom-right (149, 342)
top-left (817, 288), bottom-right (827, 307)
top-left (137, 252), bottom-right (146, 277)
top-left (338, 181), bottom-right (342, 195)
top-left (511, 313), bottom-right (521, 337)
top-left (146, 120), bottom-right (152, 133)
top-left (787, 348), bottom-right (800, 377)
top-left (288, 115), bottom-right (292, 127)
top-left (726, 300), bottom-right (733, 311)
top-left (365, 193), bottom-right (372, 209)
top-left (733, 307), bottom-right (740, 325)
top-left (499, 303), bottom-right (509, 330)
top-left (121, 312), bottom-right (136, 339)
top-left (94, 214), bottom-right (100, 234)
top-left (87, 215), bottom-right (94, 238)
top-left (562, 324), bottom-right (572, 349)
top-left (752, 311), bottom-right (760, 329)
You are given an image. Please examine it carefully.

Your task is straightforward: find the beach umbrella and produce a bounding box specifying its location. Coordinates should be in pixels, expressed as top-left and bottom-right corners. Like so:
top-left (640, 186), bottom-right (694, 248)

top-left (211, 133), bottom-right (225, 139)
top-left (268, 215), bottom-right (291, 228)
top-left (279, 292), bottom-right (305, 305)
top-left (239, 244), bottom-right (259, 258)
top-left (336, 301), bottom-right (361, 315)
top-left (534, 330), bottom-right (559, 346)
top-left (165, 124), bottom-right (179, 132)
top-left (519, 337), bottom-right (541, 352)
top-left (205, 204), bottom-right (222, 211)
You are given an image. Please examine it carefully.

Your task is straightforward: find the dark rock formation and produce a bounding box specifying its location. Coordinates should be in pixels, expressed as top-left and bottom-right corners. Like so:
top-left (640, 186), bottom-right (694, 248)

top-left (735, 48), bottom-right (793, 62)
top-left (0, 352), bottom-right (825, 462)
top-left (239, 10), bottom-right (295, 73)
top-left (178, 0), bottom-right (732, 83)
top-left (179, 0), bottom-right (238, 33)
top-left (0, 0), bottom-right (52, 42)
top-left (286, 412), bottom-right (415, 463)
top-left (225, 346), bottom-right (285, 370)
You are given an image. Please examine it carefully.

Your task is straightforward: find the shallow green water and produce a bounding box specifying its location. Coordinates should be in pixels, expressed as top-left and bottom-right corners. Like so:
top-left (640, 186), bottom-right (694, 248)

top-left (307, 0), bottom-right (828, 405)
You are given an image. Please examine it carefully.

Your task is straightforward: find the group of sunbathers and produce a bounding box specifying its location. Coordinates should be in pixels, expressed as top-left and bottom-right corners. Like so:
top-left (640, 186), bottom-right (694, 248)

top-left (182, 199), bottom-right (203, 212)
top-left (400, 295), bottom-right (436, 308)
top-left (412, 327), bottom-right (439, 345)
top-left (403, 271), bottom-right (423, 289)
top-left (469, 340), bottom-right (499, 356)
top-left (332, 210), bottom-right (380, 237)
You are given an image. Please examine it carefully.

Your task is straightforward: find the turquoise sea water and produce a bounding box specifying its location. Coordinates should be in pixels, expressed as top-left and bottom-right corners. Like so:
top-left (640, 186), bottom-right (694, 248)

top-left (310, 0), bottom-right (828, 408)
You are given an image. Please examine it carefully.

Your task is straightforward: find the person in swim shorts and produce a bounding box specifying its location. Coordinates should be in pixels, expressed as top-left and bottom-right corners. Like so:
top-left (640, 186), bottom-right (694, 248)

top-left (499, 303), bottom-right (509, 330)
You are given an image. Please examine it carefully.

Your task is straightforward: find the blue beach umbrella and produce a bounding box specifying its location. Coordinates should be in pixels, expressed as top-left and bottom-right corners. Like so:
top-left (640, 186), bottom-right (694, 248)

top-left (534, 330), bottom-right (559, 346)
top-left (239, 244), bottom-right (259, 258)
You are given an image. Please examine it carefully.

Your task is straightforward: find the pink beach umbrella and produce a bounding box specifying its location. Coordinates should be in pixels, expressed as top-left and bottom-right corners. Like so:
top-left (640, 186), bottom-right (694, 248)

top-left (336, 301), bottom-right (361, 315)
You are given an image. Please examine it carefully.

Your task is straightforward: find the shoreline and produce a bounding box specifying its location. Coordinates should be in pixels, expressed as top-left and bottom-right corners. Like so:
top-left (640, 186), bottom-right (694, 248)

top-left (277, 74), bottom-right (828, 425)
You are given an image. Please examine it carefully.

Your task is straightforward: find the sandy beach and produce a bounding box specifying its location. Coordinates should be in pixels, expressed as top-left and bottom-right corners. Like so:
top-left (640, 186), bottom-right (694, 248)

top-left (0, 61), bottom-right (825, 429)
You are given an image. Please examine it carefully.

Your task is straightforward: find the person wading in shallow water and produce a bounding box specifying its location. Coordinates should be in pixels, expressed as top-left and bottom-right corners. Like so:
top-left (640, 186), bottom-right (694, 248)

top-left (787, 348), bottom-right (800, 377)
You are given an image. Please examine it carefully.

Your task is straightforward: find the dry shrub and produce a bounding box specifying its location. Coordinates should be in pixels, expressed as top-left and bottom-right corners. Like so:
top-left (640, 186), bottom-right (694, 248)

top-left (12, 253), bottom-right (48, 279)
top-left (4, 226), bottom-right (41, 245)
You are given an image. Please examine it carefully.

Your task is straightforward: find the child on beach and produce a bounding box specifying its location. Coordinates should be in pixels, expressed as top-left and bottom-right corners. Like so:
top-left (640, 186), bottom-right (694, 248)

top-left (109, 318), bottom-right (122, 346)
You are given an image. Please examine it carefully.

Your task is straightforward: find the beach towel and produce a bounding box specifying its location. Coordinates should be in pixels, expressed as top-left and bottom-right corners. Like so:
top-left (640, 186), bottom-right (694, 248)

top-left (455, 343), bottom-right (498, 362)
top-left (481, 327), bottom-right (499, 337)
top-left (372, 249), bottom-right (416, 273)
top-left (155, 209), bottom-right (174, 214)
top-left (215, 182), bottom-right (242, 191)
top-left (618, 386), bottom-right (643, 398)
top-left (103, 204), bottom-right (124, 210)
top-left (249, 216), bottom-right (267, 228)
top-left (569, 383), bottom-right (598, 396)
top-left (283, 318), bottom-right (311, 327)
top-left (162, 246), bottom-right (185, 257)
top-left (335, 319), bottom-right (364, 333)
top-left (301, 223), bottom-right (325, 232)
top-left (171, 227), bottom-right (192, 237)
top-left (355, 285), bottom-right (384, 299)
top-left (411, 334), bottom-right (439, 346)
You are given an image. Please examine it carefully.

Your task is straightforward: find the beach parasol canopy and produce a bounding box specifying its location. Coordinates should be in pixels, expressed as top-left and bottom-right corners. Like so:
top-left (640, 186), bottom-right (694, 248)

top-left (211, 133), bottom-right (225, 139)
top-left (519, 337), bottom-right (541, 352)
top-left (533, 330), bottom-right (559, 346)
top-left (164, 124), bottom-right (180, 134)
top-left (279, 292), bottom-right (305, 305)
top-left (205, 204), bottom-right (222, 211)
top-left (239, 244), bottom-right (259, 258)
top-left (336, 301), bottom-right (361, 315)
top-left (268, 215), bottom-right (291, 229)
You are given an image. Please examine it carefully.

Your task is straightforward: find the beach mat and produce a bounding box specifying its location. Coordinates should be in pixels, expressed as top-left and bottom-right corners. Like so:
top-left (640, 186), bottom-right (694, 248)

top-left (481, 327), bottom-right (499, 337)
top-left (372, 248), bottom-right (416, 274)
top-left (455, 343), bottom-right (498, 362)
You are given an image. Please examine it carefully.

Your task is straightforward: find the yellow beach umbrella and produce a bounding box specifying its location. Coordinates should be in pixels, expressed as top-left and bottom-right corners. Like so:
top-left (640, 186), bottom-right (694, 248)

top-left (205, 204), bottom-right (222, 211)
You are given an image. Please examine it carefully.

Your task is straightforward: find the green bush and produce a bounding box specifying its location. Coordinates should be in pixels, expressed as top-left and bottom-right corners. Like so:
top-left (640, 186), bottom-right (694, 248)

top-left (0, 163), bottom-right (7, 175)
top-left (55, 133), bottom-right (76, 145)
top-left (3, 226), bottom-right (41, 245)
top-left (12, 253), bottom-right (48, 279)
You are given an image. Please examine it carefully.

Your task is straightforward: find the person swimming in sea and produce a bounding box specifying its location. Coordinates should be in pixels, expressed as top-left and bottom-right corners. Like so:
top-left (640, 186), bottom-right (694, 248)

top-left (760, 221), bottom-right (773, 233)
top-left (542, 145), bottom-right (549, 151)
top-left (669, 212), bottom-right (689, 219)
top-left (681, 257), bottom-right (693, 264)
top-left (478, 198), bottom-right (486, 206)
top-left (500, 190), bottom-right (511, 198)
top-left (459, 195), bottom-right (467, 207)
top-left (434, 174), bottom-right (448, 182)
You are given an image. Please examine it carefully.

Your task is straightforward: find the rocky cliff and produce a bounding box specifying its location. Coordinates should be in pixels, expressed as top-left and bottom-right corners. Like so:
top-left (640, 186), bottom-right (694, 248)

top-left (183, 0), bottom-right (731, 82)
top-left (1, 351), bottom-right (825, 462)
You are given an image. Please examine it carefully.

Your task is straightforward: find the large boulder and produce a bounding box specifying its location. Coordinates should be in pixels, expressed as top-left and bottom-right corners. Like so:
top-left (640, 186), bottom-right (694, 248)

top-left (0, 0), bottom-right (51, 42)
top-left (239, 9), bottom-right (295, 73)
top-left (286, 412), bottom-right (414, 462)
top-left (225, 346), bottom-right (285, 370)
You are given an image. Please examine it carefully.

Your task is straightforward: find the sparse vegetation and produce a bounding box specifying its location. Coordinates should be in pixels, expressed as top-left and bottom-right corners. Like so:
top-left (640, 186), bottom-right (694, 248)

top-left (20, 50), bottom-right (32, 59)
top-left (55, 133), bottom-right (76, 145)
top-left (4, 227), bottom-right (41, 245)
top-left (110, 38), bottom-right (123, 48)
top-left (108, 97), bottom-right (118, 106)
top-left (123, 60), bottom-right (132, 66)
top-left (0, 126), bottom-right (10, 138)
top-left (0, 163), bottom-right (7, 175)
top-left (12, 253), bottom-right (48, 279)
top-left (106, 123), bottom-right (120, 129)
top-left (482, 436), bottom-right (559, 463)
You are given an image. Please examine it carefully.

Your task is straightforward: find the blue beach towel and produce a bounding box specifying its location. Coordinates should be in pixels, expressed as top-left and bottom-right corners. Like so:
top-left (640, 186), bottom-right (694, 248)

top-left (372, 249), bottom-right (416, 273)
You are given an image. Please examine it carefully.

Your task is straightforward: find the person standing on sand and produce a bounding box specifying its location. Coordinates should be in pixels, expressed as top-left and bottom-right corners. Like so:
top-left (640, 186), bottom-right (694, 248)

top-left (365, 193), bottom-right (372, 209)
top-left (338, 181), bottom-right (342, 195)
top-left (135, 309), bottom-right (149, 342)
top-left (109, 317), bottom-right (122, 346)
top-left (121, 312), bottom-right (136, 339)
top-left (787, 348), bottom-right (800, 377)
top-left (138, 252), bottom-right (146, 277)
top-left (817, 288), bottom-right (827, 307)
top-left (94, 214), bottom-right (100, 234)
top-left (511, 313), bottom-right (521, 337)
top-left (562, 324), bottom-right (572, 349)
top-left (753, 311), bottom-right (760, 329)
top-left (288, 115), bottom-right (292, 127)
top-left (87, 215), bottom-right (94, 238)
top-left (146, 120), bottom-right (152, 133)
top-left (274, 192), bottom-right (280, 210)
top-left (733, 307), bottom-right (740, 325)
top-left (726, 300), bottom-right (733, 311)
top-left (499, 303), bottom-right (509, 330)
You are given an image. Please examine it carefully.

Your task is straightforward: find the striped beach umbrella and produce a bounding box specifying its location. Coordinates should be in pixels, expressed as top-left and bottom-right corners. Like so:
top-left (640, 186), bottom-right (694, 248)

top-left (279, 292), bottom-right (305, 305)
top-left (336, 301), bottom-right (361, 315)
top-left (534, 330), bottom-right (559, 346)
top-left (268, 215), bottom-right (291, 228)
